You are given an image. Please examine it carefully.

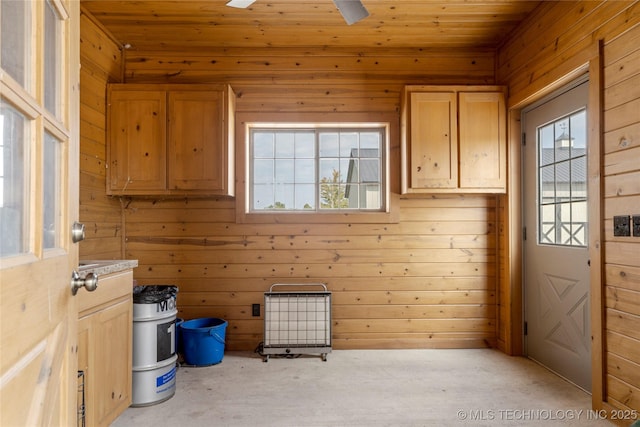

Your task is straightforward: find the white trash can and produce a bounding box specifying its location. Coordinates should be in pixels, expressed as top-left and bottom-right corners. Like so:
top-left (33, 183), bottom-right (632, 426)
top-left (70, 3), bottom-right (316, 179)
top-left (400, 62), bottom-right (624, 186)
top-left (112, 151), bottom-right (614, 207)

top-left (132, 285), bottom-right (178, 406)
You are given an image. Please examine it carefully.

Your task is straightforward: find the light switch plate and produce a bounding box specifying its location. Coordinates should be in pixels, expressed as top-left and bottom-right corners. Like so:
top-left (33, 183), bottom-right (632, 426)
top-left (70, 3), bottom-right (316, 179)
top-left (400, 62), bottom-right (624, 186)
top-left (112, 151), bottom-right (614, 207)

top-left (632, 215), bottom-right (640, 237)
top-left (614, 215), bottom-right (631, 237)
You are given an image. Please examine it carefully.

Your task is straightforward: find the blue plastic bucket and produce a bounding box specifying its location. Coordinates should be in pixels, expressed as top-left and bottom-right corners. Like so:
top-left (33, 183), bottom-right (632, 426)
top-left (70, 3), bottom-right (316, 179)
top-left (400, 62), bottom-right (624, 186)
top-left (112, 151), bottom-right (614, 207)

top-left (179, 318), bottom-right (227, 366)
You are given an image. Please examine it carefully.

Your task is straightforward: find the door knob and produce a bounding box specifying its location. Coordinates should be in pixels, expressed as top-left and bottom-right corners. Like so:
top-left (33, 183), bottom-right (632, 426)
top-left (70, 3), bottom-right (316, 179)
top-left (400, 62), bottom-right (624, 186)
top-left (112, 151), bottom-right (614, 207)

top-left (71, 222), bottom-right (85, 243)
top-left (71, 271), bottom-right (99, 295)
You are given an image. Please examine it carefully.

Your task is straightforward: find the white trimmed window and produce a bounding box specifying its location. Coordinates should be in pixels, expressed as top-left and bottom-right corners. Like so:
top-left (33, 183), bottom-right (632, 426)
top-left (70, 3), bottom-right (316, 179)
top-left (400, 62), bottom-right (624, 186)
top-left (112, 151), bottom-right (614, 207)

top-left (249, 124), bottom-right (387, 213)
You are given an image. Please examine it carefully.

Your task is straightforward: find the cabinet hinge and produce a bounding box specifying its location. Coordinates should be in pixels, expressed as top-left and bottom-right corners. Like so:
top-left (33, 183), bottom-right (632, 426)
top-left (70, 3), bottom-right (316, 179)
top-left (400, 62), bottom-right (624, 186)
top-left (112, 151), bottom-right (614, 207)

top-left (524, 322), bottom-right (528, 336)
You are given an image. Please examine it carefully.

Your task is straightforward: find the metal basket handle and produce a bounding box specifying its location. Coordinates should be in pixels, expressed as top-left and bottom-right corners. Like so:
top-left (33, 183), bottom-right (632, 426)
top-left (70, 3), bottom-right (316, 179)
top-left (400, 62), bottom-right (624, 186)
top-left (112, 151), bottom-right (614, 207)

top-left (269, 283), bottom-right (327, 292)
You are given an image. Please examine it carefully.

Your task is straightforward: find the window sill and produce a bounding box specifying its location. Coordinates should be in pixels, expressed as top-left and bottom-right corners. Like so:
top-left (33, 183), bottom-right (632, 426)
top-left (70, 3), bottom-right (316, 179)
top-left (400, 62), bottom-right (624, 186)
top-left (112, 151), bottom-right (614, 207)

top-left (236, 193), bottom-right (400, 224)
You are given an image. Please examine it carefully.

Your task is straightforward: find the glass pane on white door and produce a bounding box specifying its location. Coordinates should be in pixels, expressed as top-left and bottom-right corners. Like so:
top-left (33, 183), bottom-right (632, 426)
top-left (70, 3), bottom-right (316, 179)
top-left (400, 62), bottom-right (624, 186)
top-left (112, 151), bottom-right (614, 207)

top-left (537, 109), bottom-right (587, 247)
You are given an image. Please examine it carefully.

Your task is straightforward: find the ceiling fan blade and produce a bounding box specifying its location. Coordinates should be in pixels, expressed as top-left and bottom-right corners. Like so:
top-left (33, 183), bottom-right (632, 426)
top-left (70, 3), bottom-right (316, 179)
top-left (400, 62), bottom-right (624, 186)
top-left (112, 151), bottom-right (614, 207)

top-left (333, 0), bottom-right (369, 25)
top-left (226, 0), bottom-right (256, 8)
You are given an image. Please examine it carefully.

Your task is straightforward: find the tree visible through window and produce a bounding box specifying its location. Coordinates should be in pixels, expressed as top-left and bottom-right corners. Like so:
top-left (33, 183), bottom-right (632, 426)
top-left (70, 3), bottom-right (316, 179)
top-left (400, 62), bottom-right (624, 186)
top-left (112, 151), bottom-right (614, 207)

top-left (250, 126), bottom-right (385, 212)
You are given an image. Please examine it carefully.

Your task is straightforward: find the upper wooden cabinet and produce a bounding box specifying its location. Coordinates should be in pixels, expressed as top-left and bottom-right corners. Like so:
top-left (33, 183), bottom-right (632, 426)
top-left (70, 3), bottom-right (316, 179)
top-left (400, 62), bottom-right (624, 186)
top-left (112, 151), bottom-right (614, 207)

top-left (107, 84), bottom-right (235, 196)
top-left (401, 85), bottom-right (507, 194)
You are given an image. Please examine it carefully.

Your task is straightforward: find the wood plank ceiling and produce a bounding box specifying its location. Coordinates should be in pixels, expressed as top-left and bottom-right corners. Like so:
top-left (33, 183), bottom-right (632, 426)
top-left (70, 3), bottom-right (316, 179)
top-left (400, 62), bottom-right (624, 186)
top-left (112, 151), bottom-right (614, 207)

top-left (81, 0), bottom-right (542, 51)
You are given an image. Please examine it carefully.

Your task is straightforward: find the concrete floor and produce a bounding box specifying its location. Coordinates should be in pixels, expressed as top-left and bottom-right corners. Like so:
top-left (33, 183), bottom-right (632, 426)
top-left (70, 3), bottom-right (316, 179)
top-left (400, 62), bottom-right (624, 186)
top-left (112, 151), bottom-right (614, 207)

top-left (112, 349), bottom-right (614, 427)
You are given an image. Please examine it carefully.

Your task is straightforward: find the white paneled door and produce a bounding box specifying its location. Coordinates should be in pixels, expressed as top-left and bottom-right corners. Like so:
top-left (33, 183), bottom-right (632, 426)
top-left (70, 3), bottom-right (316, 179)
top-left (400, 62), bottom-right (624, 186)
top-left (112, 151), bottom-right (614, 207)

top-left (523, 79), bottom-right (591, 391)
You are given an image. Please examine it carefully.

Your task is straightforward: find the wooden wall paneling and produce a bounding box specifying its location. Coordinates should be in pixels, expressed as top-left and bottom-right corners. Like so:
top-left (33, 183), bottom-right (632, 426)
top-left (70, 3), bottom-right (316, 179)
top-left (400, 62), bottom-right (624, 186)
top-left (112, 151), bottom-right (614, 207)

top-left (79, 71), bottom-right (108, 121)
top-left (605, 196), bottom-right (640, 223)
top-left (606, 375), bottom-right (640, 416)
top-left (603, 22), bottom-right (640, 418)
top-left (80, 8), bottom-right (125, 260)
top-left (80, 12), bottom-right (123, 82)
top-left (124, 220), bottom-right (495, 239)
top-left (607, 331), bottom-right (640, 372)
top-left (603, 119), bottom-right (639, 155)
top-left (123, 48), bottom-right (497, 86)
top-left (125, 193), bottom-right (497, 350)
top-left (605, 286), bottom-right (640, 318)
top-left (128, 248), bottom-right (495, 265)
top-left (176, 276), bottom-right (480, 291)
top-left (496, 1), bottom-right (582, 70)
top-left (604, 171), bottom-right (640, 198)
top-left (80, 103), bottom-right (107, 138)
top-left (603, 73), bottom-right (640, 110)
top-left (499, 1), bottom-right (637, 107)
top-left (236, 90), bottom-right (401, 114)
top-left (604, 100), bottom-right (640, 136)
top-left (606, 308), bottom-right (640, 344)
top-left (125, 234), bottom-right (495, 253)
top-left (606, 264), bottom-right (640, 292)
top-left (132, 261), bottom-right (494, 282)
top-left (498, 1), bottom-right (630, 87)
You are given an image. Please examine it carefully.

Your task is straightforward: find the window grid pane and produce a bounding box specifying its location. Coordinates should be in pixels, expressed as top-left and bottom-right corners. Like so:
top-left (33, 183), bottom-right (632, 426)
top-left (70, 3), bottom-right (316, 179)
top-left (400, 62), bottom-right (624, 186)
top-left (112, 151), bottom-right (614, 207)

top-left (44, 0), bottom-right (62, 116)
top-left (43, 132), bottom-right (62, 249)
top-left (1, 0), bottom-right (30, 89)
top-left (251, 127), bottom-right (384, 212)
top-left (537, 110), bottom-right (587, 247)
top-left (0, 101), bottom-right (30, 257)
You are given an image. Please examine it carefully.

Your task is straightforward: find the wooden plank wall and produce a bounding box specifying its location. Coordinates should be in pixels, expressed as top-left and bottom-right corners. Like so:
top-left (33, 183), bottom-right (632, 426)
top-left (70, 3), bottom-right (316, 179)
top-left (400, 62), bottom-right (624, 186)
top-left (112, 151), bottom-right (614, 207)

top-left (602, 24), bottom-right (640, 416)
top-left (120, 48), bottom-right (500, 350)
top-left (79, 10), bottom-right (124, 259)
top-left (497, 0), bottom-right (640, 416)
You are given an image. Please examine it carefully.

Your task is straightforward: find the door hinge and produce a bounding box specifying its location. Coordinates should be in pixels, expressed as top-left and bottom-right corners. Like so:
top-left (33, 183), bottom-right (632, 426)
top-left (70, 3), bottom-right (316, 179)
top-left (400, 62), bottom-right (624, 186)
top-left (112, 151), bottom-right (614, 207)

top-left (522, 133), bottom-right (526, 146)
top-left (523, 227), bottom-right (527, 241)
top-left (524, 322), bottom-right (528, 336)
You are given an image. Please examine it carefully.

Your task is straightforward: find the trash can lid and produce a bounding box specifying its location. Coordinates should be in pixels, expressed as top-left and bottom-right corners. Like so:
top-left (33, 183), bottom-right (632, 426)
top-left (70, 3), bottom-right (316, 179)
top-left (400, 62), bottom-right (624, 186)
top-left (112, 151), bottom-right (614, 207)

top-left (133, 285), bottom-right (178, 303)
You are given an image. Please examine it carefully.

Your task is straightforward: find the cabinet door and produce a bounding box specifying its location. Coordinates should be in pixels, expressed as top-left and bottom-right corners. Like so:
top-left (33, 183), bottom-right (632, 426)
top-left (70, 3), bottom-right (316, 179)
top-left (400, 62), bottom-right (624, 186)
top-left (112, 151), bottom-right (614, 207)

top-left (79, 298), bottom-right (132, 427)
top-left (409, 92), bottom-right (458, 189)
top-left (168, 90), bottom-right (227, 191)
top-left (78, 270), bottom-right (133, 427)
top-left (93, 299), bottom-right (132, 427)
top-left (458, 92), bottom-right (506, 191)
top-left (77, 318), bottom-right (94, 426)
top-left (108, 90), bottom-right (166, 193)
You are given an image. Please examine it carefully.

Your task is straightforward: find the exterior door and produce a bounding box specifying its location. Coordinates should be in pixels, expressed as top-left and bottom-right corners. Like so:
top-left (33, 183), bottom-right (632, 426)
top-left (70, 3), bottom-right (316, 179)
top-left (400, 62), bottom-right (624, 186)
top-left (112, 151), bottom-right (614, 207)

top-left (523, 78), bottom-right (591, 391)
top-left (1, 1), bottom-right (80, 425)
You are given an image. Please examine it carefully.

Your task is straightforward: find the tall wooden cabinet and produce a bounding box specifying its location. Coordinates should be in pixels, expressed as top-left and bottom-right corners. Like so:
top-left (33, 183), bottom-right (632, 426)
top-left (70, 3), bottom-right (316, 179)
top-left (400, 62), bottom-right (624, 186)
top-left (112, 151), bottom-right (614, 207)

top-left (107, 84), bottom-right (235, 196)
top-left (401, 85), bottom-right (507, 194)
top-left (77, 270), bottom-right (133, 427)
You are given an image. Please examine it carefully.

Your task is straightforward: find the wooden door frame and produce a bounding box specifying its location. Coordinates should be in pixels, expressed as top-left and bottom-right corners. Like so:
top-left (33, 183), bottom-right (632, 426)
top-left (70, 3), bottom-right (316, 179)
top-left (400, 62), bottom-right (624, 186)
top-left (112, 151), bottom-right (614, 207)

top-left (502, 40), bottom-right (604, 409)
